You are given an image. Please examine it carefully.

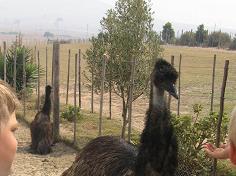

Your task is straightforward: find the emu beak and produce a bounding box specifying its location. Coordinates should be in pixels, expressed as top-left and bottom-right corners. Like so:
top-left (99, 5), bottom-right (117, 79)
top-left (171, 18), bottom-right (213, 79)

top-left (164, 83), bottom-right (178, 99)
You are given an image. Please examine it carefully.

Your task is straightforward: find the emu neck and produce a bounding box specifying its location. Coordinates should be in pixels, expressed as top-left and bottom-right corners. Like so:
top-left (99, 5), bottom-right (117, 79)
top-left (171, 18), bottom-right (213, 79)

top-left (42, 91), bottom-right (51, 116)
top-left (150, 83), bottom-right (165, 110)
top-left (135, 83), bottom-right (170, 175)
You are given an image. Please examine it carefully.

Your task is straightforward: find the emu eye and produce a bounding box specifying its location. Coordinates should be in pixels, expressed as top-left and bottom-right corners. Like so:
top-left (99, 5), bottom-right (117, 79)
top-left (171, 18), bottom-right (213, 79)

top-left (159, 66), bottom-right (164, 72)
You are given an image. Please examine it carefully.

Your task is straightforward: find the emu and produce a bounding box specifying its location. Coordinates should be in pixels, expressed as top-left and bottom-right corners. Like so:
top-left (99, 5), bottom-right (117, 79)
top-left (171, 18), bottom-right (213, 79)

top-left (30, 85), bottom-right (53, 155)
top-left (62, 59), bottom-right (178, 176)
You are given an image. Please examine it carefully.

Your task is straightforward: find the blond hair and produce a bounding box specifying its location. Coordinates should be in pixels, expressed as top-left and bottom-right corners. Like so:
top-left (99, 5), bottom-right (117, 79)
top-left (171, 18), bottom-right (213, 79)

top-left (229, 107), bottom-right (236, 146)
top-left (0, 80), bottom-right (19, 124)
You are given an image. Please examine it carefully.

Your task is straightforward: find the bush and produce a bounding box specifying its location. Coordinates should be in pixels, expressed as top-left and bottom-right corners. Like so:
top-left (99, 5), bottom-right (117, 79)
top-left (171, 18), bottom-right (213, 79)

top-left (172, 104), bottom-right (229, 174)
top-left (178, 31), bottom-right (196, 46)
top-left (207, 31), bottom-right (231, 48)
top-left (61, 105), bottom-right (81, 122)
top-left (229, 38), bottom-right (236, 50)
top-left (0, 43), bottom-right (42, 94)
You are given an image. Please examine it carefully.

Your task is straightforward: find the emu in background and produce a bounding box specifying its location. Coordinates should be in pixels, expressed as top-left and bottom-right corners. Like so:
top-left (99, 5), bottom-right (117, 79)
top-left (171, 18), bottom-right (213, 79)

top-left (30, 85), bottom-right (53, 155)
top-left (62, 59), bottom-right (179, 176)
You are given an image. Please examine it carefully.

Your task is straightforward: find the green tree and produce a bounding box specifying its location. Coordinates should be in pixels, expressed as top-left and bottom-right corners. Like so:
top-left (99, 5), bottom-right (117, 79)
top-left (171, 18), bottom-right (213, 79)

top-left (85, 0), bottom-right (162, 138)
top-left (195, 24), bottom-right (208, 46)
top-left (162, 22), bottom-right (175, 44)
top-left (229, 37), bottom-right (236, 50)
top-left (84, 32), bottom-right (109, 93)
top-left (207, 31), bottom-right (231, 48)
top-left (218, 32), bottom-right (231, 48)
top-left (179, 31), bottom-right (196, 46)
top-left (43, 32), bottom-right (54, 39)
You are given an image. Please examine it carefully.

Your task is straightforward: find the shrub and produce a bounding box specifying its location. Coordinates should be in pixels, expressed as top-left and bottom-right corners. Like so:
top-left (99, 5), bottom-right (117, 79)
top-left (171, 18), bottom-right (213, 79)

top-left (0, 43), bottom-right (42, 94)
top-left (178, 31), bottom-right (196, 46)
top-left (229, 37), bottom-right (236, 50)
top-left (61, 105), bottom-right (81, 122)
top-left (172, 104), bottom-right (229, 174)
top-left (207, 31), bottom-right (231, 48)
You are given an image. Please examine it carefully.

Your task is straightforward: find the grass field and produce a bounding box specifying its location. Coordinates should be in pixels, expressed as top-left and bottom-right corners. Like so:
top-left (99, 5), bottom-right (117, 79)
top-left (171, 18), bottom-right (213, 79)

top-left (33, 43), bottom-right (236, 119)
top-left (163, 45), bottom-right (236, 115)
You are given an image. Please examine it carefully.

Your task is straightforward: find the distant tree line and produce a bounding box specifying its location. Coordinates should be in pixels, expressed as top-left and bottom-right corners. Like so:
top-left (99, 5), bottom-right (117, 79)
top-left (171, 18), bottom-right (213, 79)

top-left (161, 22), bottom-right (236, 50)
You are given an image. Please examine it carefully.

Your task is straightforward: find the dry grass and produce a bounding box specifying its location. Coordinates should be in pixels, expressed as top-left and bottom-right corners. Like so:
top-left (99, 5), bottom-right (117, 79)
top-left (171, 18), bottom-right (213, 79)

top-left (33, 44), bottom-right (236, 126)
top-left (164, 45), bottom-right (236, 115)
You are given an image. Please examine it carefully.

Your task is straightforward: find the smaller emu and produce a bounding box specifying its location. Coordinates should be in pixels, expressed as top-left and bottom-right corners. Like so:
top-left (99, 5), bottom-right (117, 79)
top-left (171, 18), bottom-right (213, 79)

top-left (62, 59), bottom-right (179, 176)
top-left (30, 85), bottom-right (53, 155)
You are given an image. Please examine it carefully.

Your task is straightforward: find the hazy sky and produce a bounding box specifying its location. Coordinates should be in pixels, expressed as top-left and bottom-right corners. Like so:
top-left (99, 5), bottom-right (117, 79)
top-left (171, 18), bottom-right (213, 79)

top-left (101, 0), bottom-right (236, 30)
top-left (155, 0), bottom-right (236, 30)
top-left (0, 0), bottom-right (235, 34)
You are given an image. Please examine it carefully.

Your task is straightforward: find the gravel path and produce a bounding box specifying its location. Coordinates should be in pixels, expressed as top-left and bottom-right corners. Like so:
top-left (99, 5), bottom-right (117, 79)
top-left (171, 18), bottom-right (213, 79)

top-left (11, 121), bottom-right (76, 176)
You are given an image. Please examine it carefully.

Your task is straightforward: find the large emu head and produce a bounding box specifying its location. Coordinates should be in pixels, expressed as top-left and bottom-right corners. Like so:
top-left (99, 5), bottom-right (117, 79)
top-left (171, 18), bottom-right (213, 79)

top-left (152, 59), bottom-right (178, 99)
top-left (45, 85), bottom-right (52, 96)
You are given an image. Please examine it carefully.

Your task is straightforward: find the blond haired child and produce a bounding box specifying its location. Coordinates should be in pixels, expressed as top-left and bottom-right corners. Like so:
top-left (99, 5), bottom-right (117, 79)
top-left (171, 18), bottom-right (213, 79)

top-left (0, 80), bottom-right (19, 175)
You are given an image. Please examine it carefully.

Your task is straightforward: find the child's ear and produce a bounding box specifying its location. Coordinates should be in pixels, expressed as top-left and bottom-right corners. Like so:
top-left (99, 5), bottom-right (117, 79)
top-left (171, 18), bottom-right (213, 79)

top-left (229, 142), bottom-right (236, 165)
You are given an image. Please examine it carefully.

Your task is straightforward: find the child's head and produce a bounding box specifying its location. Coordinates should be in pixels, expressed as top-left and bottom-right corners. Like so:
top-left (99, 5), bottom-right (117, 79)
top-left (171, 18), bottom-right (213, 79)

top-left (229, 107), bottom-right (236, 165)
top-left (0, 80), bottom-right (20, 175)
top-left (229, 107), bottom-right (236, 145)
top-left (0, 80), bottom-right (19, 125)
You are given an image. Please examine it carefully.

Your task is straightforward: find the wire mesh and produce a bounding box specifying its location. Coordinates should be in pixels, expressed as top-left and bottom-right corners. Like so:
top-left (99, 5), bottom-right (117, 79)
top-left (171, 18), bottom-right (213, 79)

top-left (5, 42), bottom-right (236, 175)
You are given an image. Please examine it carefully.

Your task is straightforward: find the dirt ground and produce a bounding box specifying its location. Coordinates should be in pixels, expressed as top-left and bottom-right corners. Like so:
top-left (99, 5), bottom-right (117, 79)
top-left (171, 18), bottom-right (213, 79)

top-left (60, 86), bottom-right (150, 132)
top-left (10, 121), bottom-right (76, 176)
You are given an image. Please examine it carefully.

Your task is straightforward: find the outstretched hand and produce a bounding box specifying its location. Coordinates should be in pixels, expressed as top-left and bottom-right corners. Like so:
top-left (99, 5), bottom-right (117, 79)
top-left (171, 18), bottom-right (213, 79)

top-left (202, 143), bottom-right (229, 159)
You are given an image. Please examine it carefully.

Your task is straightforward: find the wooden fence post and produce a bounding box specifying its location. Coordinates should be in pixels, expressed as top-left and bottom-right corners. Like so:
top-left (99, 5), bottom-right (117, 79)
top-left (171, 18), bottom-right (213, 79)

top-left (168, 55), bottom-right (175, 110)
top-left (109, 81), bottom-right (112, 120)
top-left (177, 54), bottom-right (182, 116)
top-left (37, 51), bottom-right (40, 111)
top-left (210, 54), bottom-right (216, 112)
top-left (128, 58), bottom-right (136, 143)
top-left (99, 57), bottom-right (107, 136)
top-left (23, 48), bottom-right (26, 118)
top-left (13, 43), bottom-right (17, 90)
top-left (34, 45), bottom-right (37, 64)
top-left (46, 47), bottom-right (48, 85)
top-left (3, 41), bottom-right (6, 82)
top-left (16, 35), bottom-right (18, 47)
top-left (66, 49), bottom-right (71, 105)
top-left (78, 49), bottom-right (81, 108)
top-left (51, 48), bottom-right (54, 86)
top-left (212, 60), bottom-right (229, 176)
top-left (35, 45), bottom-right (37, 95)
top-left (19, 33), bottom-right (22, 46)
top-left (74, 53), bottom-right (78, 144)
top-left (51, 46), bottom-right (54, 120)
top-left (91, 67), bottom-right (94, 113)
top-left (108, 59), bottom-right (112, 120)
top-left (52, 42), bottom-right (60, 142)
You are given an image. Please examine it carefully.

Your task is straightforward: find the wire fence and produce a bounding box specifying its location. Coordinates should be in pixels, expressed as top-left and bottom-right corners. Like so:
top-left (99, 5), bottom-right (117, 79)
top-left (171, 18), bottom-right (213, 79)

top-left (170, 55), bottom-right (236, 117)
top-left (2, 39), bottom-right (236, 175)
top-left (3, 40), bottom-right (236, 132)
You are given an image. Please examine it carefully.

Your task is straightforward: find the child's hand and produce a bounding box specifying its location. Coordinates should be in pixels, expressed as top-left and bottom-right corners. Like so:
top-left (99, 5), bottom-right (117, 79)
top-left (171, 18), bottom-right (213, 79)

top-left (219, 143), bottom-right (228, 149)
top-left (202, 143), bottom-right (230, 159)
top-left (202, 143), bottom-right (216, 152)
